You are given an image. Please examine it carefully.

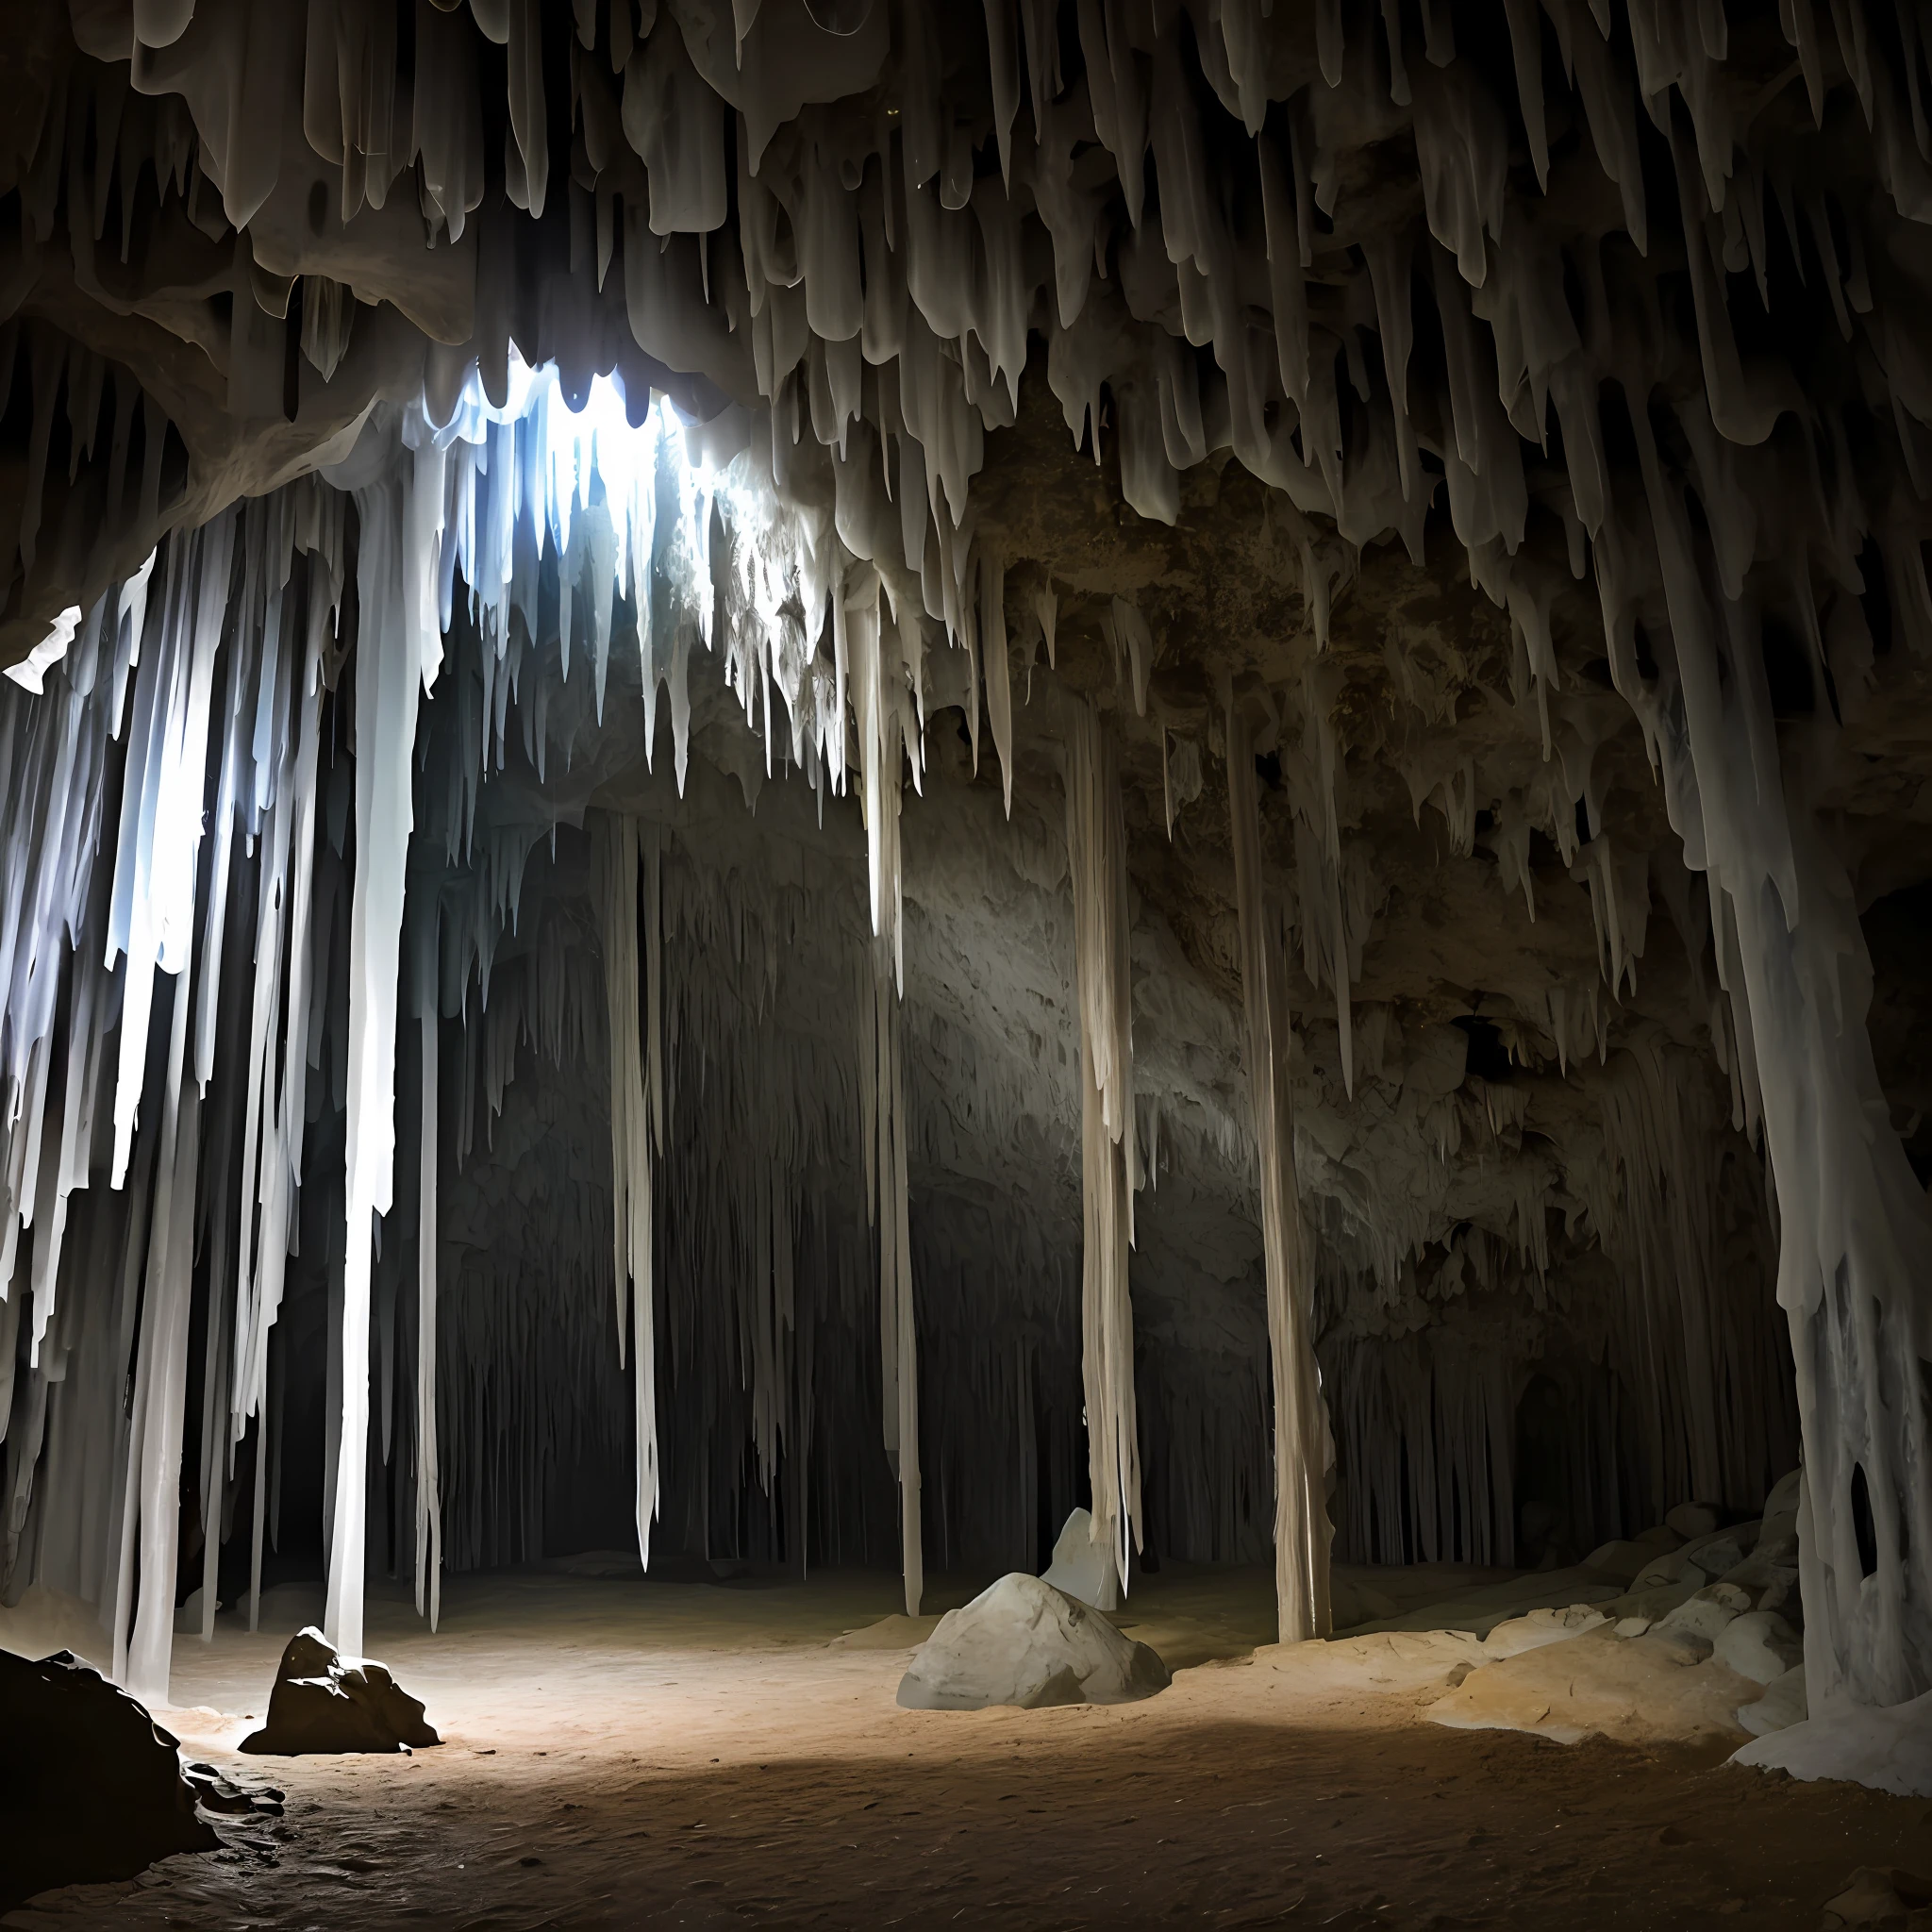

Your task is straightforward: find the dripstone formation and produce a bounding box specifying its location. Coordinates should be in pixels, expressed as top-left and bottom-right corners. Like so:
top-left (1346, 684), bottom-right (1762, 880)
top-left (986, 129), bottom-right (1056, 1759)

top-left (0, 0), bottom-right (1925, 1755)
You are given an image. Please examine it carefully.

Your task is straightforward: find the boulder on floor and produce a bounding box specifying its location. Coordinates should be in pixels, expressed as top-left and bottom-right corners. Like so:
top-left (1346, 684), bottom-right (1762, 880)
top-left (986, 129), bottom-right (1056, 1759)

top-left (897, 1574), bottom-right (1169, 1711)
top-left (0, 1647), bottom-right (217, 1913)
top-left (240, 1626), bottom-right (441, 1755)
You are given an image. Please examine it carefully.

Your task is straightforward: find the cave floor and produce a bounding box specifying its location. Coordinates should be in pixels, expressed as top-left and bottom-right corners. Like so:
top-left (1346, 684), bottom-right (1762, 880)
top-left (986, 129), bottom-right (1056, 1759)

top-left (4, 1566), bottom-right (1925, 1931)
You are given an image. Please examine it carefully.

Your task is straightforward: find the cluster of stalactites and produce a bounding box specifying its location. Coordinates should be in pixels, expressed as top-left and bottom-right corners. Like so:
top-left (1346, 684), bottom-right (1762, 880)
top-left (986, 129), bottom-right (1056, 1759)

top-left (0, 475), bottom-right (355, 1695)
top-left (390, 355), bottom-right (940, 983)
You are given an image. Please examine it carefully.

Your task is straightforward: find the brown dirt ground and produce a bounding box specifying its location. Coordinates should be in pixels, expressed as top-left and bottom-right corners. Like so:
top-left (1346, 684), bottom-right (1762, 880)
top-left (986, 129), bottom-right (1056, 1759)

top-left (2, 1566), bottom-right (1926, 1930)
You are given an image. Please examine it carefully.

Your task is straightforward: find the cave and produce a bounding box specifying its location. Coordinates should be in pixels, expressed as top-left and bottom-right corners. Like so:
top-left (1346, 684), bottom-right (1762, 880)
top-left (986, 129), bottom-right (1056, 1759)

top-left (1, 0), bottom-right (1930, 1924)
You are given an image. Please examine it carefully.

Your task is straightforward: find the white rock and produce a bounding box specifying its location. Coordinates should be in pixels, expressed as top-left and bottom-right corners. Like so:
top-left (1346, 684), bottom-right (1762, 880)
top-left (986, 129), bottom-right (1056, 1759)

top-left (1714, 1611), bottom-right (1804, 1687)
top-left (1483, 1605), bottom-right (1609, 1659)
top-left (1665, 1502), bottom-right (1722, 1540)
top-left (1737, 1663), bottom-right (1807, 1737)
top-left (1039, 1507), bottom-right (1120, 1609)
top-left (1613, 1616), bottom-right (1652, 1638)
top-left (1651, 1583), bottom-right (1751, 1659)
top-left (896, 1574), bottom-right (1169, 1711)
top-left (1732, 1687), bottom-right (1932, 1796)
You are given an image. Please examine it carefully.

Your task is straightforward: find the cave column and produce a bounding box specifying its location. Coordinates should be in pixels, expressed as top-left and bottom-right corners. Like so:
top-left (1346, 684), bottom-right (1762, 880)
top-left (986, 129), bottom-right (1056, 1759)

top-left (1633, 430), bottom-right (1931, 1710)
top-left (852, 578), bottom-right (921, 1614)
top-left (1225, 692), bottom-right (1333, 1646)
top-left (1064, 698), bottom-right (1141, 1608)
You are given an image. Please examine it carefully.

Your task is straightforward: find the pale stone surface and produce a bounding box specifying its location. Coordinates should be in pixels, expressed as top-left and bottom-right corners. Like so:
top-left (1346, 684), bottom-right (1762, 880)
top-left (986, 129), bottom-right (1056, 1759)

top-left (1651, 1584), bottom-right (1752, 1660)
top-left (1736, 1664), bottom-right (1808, 1737)
top-left (1713, 1611), bottom-right (1804, 1687)
top-left (896, 1574), bottom-right (1169, 1711)
top-left (1039, 1508), bottom-right (1120, 1611)
top-left (1481, 1606), bottom-right (1609, 1659)
top-left (1731, 1689), bottom-right (1932, 1796)
top-left (240, 1628), bottom-right (441, 1757)
top-left (1426, 1626), bottom-right (1765, 1746)
top-left (1253, 1628), bottom-right (1489, 1697)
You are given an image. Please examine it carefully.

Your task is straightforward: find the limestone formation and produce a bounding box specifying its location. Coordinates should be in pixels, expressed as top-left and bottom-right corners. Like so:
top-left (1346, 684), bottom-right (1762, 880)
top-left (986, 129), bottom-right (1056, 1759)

top-left (1039, 1507), bottom-right (1120, 1609)
top-left (0, 0), bottom-right (1925, 1798)
top-left (896, 1573), bottom-right (1170, 1710)
top-left (1733, 1688), bottom-right (1932, 1796)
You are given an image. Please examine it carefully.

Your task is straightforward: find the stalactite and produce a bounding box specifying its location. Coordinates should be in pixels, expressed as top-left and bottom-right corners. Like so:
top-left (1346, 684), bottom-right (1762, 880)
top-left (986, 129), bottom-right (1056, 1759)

top-left (410, 897), bottom-right (442, 1633)
top-left (597, 811), bottom-right (661, 1568)
top-left (325, 441), bottom-right (445, 1661)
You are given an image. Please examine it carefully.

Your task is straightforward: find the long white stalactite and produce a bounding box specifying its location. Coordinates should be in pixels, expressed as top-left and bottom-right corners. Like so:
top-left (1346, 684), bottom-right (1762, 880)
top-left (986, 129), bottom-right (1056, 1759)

top-left (598, 811), bottom-right (663, 1570)
top-left (410, 896), bottom-right (442, 1634)
top-left (1064, 699), bottom-right (1141, 1609)
top-left (1225, 692), bottom-right (1334, 1645)
top-left (325, 441), bottom-right (446, 1660)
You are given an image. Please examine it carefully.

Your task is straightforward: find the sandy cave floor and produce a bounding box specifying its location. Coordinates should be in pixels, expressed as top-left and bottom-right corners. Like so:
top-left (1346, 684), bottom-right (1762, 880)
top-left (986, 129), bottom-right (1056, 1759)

top-left (3, 1566), bottom-right (1928, 1931)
